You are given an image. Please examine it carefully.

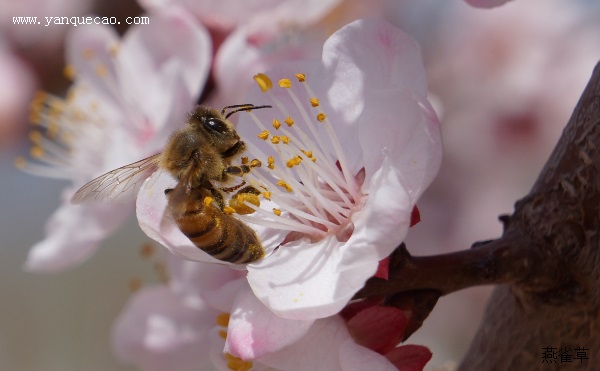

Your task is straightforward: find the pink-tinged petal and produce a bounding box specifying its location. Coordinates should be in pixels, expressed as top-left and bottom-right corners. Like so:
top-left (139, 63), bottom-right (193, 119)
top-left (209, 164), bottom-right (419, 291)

top-left (24, 198), bottom-right (131, 273)
top-left (358, 90), bottom-right (442, 203)
top-left (167, 256), bottom-right (244, 309)
top-left (248, 236), bottom-right (376, 320)
top-left (258, 316), bottom-right (350, 371)
top-left (344, 157), bottom-right (412, 266)
top-left (385, 345), bottom-right (432, 371)
top-left (112, 286), bottom-right (217, 371)
top-left (464, 0), bottom-right (512, 9)
top-left (346, 306), bottom-right (408, 354)
top-left (319, 19), bottom-right (428, 126)
top-left (225, 285), bottom-right (314, 360)
top-left (338, 339), bottom-right (397, 371)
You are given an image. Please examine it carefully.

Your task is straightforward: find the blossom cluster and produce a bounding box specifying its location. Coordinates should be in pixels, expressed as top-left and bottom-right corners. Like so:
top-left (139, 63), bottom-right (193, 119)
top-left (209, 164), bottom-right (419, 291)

top-left (23, 0), bottom-right (567, 369)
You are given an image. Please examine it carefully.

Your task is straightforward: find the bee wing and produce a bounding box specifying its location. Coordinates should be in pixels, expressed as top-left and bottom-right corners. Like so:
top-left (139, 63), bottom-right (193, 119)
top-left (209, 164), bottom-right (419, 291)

top-left (71, 154), bottom-right (161, 204)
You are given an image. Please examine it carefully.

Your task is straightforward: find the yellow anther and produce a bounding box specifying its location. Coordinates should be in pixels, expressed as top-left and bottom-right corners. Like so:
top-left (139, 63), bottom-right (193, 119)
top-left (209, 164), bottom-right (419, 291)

top-left (273, 208), bottom-right (282, 216)
top-left (203, 197), bottom-right (214, 206)
top-left (262, 191), bottom-right (272, 200)
top-left (63, 65), bottom-right (76, 80)
top-left (29, 131), bottom-right (43, 144)
top-left (223, 206), bottom-right (236, 215)
top-left (278, 79), bottom-right (292, 88)
top-left (272, 119), bottom-right (281, 130)
top-left (281, 136), bottom-right (290, 144)
top-left (277, 180), bottom-right (293, 192)
top-left (14, 157), bottom-right (27, 169)
top-left (95, 64), bottom-right (108, 77)
top-left (82, 48), bottom-right (95, 59)
top-left (310, 98), bottom-right (320, 107)
top-left (31, 146), bottom-right (44, 158)
top-left (270, 136), bottom-right (280, 144)
top-left (295, 73), bottom-right (306, 82)
top-left (216, 313), bottom-right (230, 327)
top-left (286, 156), bottom-right (302, 168)
top-left (253, 73), bottom-right (273, 92)
top-left (317, 113), bottom-right (327, 122)
top-left (284, 116), bottom-right (294, 127)
top-left (257, 130), bottom-right (270, 140)
top-left (250, 159), bottom-right (261, 168)
top-left (241, 156), bottom-right (249, 165)
top-left (267, 156), bottom-right (275, 170)
top-left (302, 149), bottom-right (317, 162)
top-left (229, 193), bottom-right (260, 215)
top-left (108, 43), bottom-right (120, 56)
top-left (218, 330), bottom-right (228, 340)
top-left (47, 122), bottom-right (59, 139)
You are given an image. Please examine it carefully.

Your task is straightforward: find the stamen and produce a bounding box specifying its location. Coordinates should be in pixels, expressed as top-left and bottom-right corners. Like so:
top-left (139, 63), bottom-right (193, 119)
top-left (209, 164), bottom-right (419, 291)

top-left (284, 116), bottom-right (294, 127)
top-left (278, 79), bottom-right (292, 88)
top-left (63, 65), bottom-right (76, 80)
top-left (270, 136), bottom-right (280, 144)
top-left (218, 330), bottom-right (227, 339)
top-left (316, 113), bottom-right (326, 122)
top-left (273, 208), bottom-right (282, 216)
top-left (216, 313), bottom-right (230, 326)
top-left (253, 73), bottom-right (273, 92)
top-left (286, 156), bottom-right (302, 168)
top-left (257, 130), bottom-right (269, 140)
top-left (277, 180), bottom-right (293, 192)
top-left (267, 156), bottom-right (275, 169)
top-left (295, 73), bottom-right (306, 82)
top-left (272, 119), bottom-right (281, 129)
top-left (241, 157), bottom-right (249, 164)
top-left (310, 98), bottom-right (320, 107)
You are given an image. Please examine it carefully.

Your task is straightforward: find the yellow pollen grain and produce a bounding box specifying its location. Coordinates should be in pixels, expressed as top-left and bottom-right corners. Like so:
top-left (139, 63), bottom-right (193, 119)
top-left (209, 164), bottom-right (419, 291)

top-left (272, 119), bottom-right (281, 130)
top-left (270, 136), bottom-right (280, 144)
top-left (253, 73), bottom-right (273, 92)
top-left (310, 97), bottom-right (320, 107)
top-left (281, 136), bottom-right (290, 144)
top-left (223, 206), bottom-right (236, 215)
top-left (241, 156), bottom-right (249, 165)
top-left (262, 191), bottom-right (272, 200)
top-left (82, 48), bottom-right (95, 59)
top-left (257, 130), bottom-right (270, 140)
top-left (250, 159), bottom-right (261, 168)
top-left (218, 330), bottom-right (228, 340)
top-left (216, 313), bottom-right (230, 327)
top-left (278, 78), bottom-right (292, 88)
top-left (14, 157), bottom-right (27, 169)
top-left (284, 116), bottom-right (294, 127)
top-left (95, 64), bottom-right (108, 77)
top-left (302, 149), bottom-right (317, 162)
top-left (63, 64), bottom-right (76, 80)
top-left (295, 73), bottom-right (306, 82)
top-left (273, 208), bottom-right (282, 216)
top-left (28, 131), bottom-right (42, 144)
top-left (267, 156), bottom-right (275, 170)
top-left (30, 146), bottom-right (44, 158)
top-left (317, 113), bottom-right (327, 122)
top-left (286, 156), bottom-right (302, 168)
top-left (277, 180), bottom-right (293, 192)
top-left (203, 196), bottom-right (214, 206)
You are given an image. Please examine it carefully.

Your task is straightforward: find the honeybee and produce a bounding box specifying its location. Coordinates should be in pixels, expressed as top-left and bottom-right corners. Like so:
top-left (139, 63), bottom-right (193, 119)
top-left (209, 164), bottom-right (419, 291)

top-left (72, 104), bottom-right (271, 264)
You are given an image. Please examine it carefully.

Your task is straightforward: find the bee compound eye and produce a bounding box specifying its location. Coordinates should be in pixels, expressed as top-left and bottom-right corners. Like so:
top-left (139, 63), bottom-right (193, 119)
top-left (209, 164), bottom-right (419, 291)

top-left (204, 118), bottom-right (228, 133)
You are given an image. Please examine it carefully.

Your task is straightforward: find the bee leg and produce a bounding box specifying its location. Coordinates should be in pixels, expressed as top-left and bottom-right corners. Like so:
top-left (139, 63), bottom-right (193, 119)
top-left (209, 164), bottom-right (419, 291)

top-left (233, 185), bottom-right (261, 198)
top-left (222, 159), bottom-right (261, 179)
top-left (203, 183), bottom-right (226, 210)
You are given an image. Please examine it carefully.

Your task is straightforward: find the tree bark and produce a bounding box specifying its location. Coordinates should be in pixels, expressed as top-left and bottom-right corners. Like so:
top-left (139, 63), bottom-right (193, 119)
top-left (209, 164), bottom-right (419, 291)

top-left (459, 61), bottom-right (600, 370)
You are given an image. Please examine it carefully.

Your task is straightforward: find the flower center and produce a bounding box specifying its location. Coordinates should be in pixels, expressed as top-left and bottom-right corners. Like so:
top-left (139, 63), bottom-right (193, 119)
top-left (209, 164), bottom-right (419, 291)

top-left (228, 73), bottom-right (363, 242)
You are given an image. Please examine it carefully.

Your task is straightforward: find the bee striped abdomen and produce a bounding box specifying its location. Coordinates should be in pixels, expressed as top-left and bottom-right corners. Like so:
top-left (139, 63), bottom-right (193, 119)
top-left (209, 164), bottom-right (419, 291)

top-left (172, 195), bottom-right (264, 264)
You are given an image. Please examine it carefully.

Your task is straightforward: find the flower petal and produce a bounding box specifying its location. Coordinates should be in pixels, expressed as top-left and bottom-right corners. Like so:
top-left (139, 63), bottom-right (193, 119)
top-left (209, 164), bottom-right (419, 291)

top-left (338, 339), bottom-right (397, 371)
top-left (384, 345), bottom-right (432, 371)
top-left (225, 284), bottom-right (314, 360)
top-left (24, 199), bottom-right (131, 273)
top-left (112, 286), bottom-right (218, 371)
top-left (346, 306), bottom-right (408, 354)
top-left (358, 90), bottom-right (442, 203)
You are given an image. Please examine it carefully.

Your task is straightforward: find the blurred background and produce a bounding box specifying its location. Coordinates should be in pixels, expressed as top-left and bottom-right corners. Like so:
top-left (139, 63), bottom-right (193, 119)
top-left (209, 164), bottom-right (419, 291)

top-left (2, 0), bottom-right (600, 370)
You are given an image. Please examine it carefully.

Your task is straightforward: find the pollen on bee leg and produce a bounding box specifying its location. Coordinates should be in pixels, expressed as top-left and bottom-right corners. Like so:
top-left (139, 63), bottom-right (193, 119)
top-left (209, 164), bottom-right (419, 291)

top-left (229, 193), bottom-right (260, 215)
top-left (203, 196), bottom-right (214, 206)
top-left (253, 73), bottom-right (273, 92)
top-left (223, 206), bottom-right (236, 215)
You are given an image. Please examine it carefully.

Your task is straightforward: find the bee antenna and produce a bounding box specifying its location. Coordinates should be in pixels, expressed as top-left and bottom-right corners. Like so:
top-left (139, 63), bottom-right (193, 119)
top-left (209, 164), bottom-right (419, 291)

top-left (223, 104), bottom-right (272, 119)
